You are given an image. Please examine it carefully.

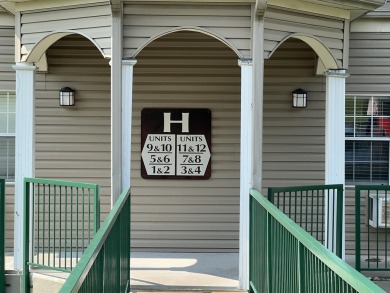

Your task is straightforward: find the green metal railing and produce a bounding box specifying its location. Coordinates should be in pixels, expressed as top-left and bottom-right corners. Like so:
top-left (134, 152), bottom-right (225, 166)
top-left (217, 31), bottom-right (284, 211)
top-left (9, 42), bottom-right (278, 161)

top-left (0, 178), bottom-right (4, 293)
top-left (59, 187), bottom-right (131, 293)
top-left (23, 178), bottom-right (100, 292)
top-left (268, 184), bottom-right (343, 257)
top-left (356, 185), bottom-right (390, 272)
top-left (250, 188), bottom-right (385, 293)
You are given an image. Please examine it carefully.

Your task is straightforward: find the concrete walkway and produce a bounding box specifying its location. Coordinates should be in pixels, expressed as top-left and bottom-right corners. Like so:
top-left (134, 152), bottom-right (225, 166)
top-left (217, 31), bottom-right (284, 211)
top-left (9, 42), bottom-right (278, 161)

top-left (130, 252), bottom-right (240, 291)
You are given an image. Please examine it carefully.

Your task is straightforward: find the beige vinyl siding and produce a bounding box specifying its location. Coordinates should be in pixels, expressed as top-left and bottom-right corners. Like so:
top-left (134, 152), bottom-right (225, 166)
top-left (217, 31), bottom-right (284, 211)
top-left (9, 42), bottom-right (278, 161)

top-left (0, 25), bottom-right (16, 251)
top-left (34, 35), bottom-right (112, 222)
top-left (264, 6), bottom-right (345, 67)
top-left (5, 184), bottom-right (14, 251)
top-left (131, 31), bottom-right (240, 252)
top-left (0, 26), bottom-right (15, 90)
top-left (345, 189), bottom-right (356, 256)
top-left (123, 3), bottom-right (252, 59)
top-left (347, 32), bottom-right (390, 93)
top-left (20, 3), bottom-right (111, 61)
top-left (345, 31), bottom-right (390, 255)
top-left (262, 39), bottom-right (326, 190)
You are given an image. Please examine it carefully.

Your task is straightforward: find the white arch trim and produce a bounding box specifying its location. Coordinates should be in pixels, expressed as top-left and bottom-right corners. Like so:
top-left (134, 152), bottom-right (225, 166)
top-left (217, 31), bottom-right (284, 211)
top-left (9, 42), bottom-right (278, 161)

top-left (268, 33), bottom-right (339, 70)
top-left (24, 30), bottom-right (107, 64)
top-left (131, 26), bottom-right (243, 58)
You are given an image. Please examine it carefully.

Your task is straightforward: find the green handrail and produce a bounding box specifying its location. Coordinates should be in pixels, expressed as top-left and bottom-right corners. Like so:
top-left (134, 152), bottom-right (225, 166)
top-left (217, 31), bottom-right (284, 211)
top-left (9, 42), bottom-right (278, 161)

top-left (250, 188), bottom-right (385, 293)
top-left (23, 178), bottom-right (100, 293)
top-left (59, 187), bottom-right (131, 293)
top-left (268, 184), bottom-right (343, 257)
top-left (0, 178), bottom-right (4, 293)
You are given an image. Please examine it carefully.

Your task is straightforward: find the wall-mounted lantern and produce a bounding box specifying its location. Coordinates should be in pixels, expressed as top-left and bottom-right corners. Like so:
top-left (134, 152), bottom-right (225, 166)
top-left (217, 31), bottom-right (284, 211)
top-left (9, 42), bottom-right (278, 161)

top-left (292, 88), bottom-right (307, 108)
top-left (59, 87), bottom-right (75, 106)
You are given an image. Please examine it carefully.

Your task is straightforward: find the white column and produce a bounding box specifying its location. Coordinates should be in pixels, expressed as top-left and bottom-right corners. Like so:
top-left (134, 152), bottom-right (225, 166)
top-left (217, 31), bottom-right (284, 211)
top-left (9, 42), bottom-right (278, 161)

top-left (252, 15), bottom-right (265, 190)
top-left (325, 69), bottom-right (348, 185)
top-left (12, 63), bottom-right (36, 269)
top-left (325, 69), bottom-right (348, 258)
top-left (111, 6), bottom-right (123, 205)
top-left (122, 59), bottom-right (137, 191)
top-left (238, 58), bottom-right (253, 290)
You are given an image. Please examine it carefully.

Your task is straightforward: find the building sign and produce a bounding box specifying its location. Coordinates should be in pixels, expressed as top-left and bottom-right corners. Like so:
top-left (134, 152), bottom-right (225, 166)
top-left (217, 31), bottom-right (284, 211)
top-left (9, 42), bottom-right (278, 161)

top-left (141, 108), bottom-right (211, 179)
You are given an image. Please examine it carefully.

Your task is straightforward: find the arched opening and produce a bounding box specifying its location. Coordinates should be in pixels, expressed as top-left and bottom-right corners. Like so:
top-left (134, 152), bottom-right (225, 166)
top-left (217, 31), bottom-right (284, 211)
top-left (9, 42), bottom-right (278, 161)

top-left (263, 38), bottom-right (326, 188)
top-left (25, 31), bottom-right (106, 64)
top-left (34, 34), bottom-right (112, 215)
top-left (269, 34), bottom-right (339, 71)
top-left (130, 30), bottom-right (241, 289)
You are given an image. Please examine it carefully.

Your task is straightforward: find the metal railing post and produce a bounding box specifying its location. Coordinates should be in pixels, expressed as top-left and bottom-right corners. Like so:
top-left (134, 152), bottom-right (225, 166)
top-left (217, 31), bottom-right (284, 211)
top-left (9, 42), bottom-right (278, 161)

top-left (23, 179), bottom-right (31, 293)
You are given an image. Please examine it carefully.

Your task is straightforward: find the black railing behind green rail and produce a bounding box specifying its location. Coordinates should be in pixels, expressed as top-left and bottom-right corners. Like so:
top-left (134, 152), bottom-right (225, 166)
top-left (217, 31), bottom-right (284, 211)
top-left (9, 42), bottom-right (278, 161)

top-left (23, 178), bottom-right (100, 293)
top-left (0, 178), bottom-right (4, 293)
top-left (268, 184), bottom-right (343, 257)
top-left (250, 189), bottom-right (385, 293)
top-left (59, 187), bottom-right (131, 293)
top-left (356, 185), bottom-right (390, 272)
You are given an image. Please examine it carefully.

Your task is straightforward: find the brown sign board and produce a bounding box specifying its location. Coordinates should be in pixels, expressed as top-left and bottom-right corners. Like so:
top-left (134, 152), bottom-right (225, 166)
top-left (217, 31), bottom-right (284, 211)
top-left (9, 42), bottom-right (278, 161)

top-left (141, 108), bottom-right (211, 179)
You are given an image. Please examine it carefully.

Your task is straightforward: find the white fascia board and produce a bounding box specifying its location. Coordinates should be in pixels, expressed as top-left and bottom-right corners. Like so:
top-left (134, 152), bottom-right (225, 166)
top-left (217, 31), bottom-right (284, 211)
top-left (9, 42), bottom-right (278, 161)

top-left (14, 0), bottom-right (108, 12)
top-left (351, 18), bottom-right (390, 32)
top-left (0, 12), bottom-right (14, 25)
top-left (268, 0), bottom-right (350, 19)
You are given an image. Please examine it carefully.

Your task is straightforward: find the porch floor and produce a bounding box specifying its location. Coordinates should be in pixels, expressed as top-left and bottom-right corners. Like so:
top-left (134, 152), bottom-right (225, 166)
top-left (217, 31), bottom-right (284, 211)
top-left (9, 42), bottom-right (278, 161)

top-left (6, 252), bottom-right (390, 292)
top-left (130, 252), bottom-right (240, 290)
top-left (5, 252), bottom-right (240, 291)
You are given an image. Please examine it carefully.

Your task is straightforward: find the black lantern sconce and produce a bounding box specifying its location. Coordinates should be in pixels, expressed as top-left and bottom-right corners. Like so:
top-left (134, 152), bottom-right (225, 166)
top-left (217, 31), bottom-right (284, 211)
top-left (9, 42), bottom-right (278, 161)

top-left (292, 88), bottom-right (307, 108)
top-left (59, 87), bottom-right (75, 106)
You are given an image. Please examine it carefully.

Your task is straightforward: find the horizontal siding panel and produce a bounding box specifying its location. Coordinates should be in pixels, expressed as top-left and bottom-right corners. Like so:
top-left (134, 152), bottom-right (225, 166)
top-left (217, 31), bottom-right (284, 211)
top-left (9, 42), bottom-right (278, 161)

top-left (36, 134), bottom-right (110, 143)
top-left (133, 231), bottom-right (238, 240)
top-left (349, 57), bottom-right (390, 66)
top-left (123, 4), bottom-right (251, 58)
top-left (132, 196), bottom-right (238, 205)
top-left (263, 179), bottom-right (325, 187)
top-left (132, 177), bottom-right (239, 187)
top-left (347, 31), bottom-right (390, 101)
top-left (0, 27), bottom-right (15, 90)
top-left (264, 7), bottom-right (344, 66)
top-left (124, 15), bottom-right (250, 28)
top-left (133, 222), bottom-right (238, 230)
top-left (349, 39), bottom-right (390, 49)
top-left (264, 135), bottom-right (323, 143)
top-left (265, 20), bottom-right (343, 39)
top-left (124, 4), bottom-right (250, 16)
top-left (131, 187), bottom-right (239, 197)
top-left (133, 207), bottom-right (237, 215)
top-left (265, 9), bottom-right (344, 30)
top-left (5, 184), bottom-right (14, 250)
top-left (264, 153), bottom-right (324, 162)
top-left (22, 16), bottom-right (111, 34)
top-left (21, 5), bottom-right (110, 23)
top-left (131, 240), bottom-right (238, 249)
top-left (20, 4), bottom-right (111, 60)
top-left (263, 162), bottom-right (325, 171)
